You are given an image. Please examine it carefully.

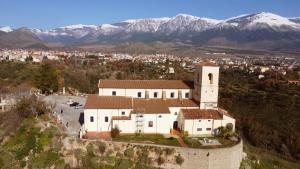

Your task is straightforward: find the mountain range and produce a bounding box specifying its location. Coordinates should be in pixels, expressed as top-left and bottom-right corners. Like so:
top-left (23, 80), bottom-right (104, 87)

top-left (1, 12), bottom-right (300, 51)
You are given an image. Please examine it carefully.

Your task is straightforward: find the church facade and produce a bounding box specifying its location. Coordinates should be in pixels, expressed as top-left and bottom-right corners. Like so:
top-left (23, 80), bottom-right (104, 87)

top-left (83, 63), bottom-right (235, 137)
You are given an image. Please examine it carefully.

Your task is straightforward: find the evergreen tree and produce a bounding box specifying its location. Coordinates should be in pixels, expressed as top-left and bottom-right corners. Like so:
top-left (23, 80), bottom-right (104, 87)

top-left (34, 63), bottom-right (59, 94)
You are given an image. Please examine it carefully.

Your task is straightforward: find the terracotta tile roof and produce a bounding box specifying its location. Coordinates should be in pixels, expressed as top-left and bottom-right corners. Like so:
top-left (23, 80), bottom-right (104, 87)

top-left (98, 80), bottom-right (193, 89)
top-left (112, 116), bottom-right (131, 120)
top-left (195, 62), bottom-right (218, 67)
top-left (132, 98), bottom-right (199, 114)
top-left (84, 95), bottom-right (133, 109)
top-left (181, 109), bottom-right (223, 120)
top-left (84, 95), bottom-right (199, 114)
top-left (163, 99), bottom-right (199, 107)
top-left (132, 99), bottom-right (170, 114)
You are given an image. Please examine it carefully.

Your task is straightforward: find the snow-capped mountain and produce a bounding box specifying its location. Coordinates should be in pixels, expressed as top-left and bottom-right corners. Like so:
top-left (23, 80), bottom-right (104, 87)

top-left (289, 17), bottom-right (300, 24)
top-left (220, 12), bottom-right (300, 31)
top-left (1, 12), bottom-right (300, 50)
top-left (0, 26), bottom-right (13, 33)
top-left (33, 24), bottom-right (99, 41)
top-left (123, 17), bottom-right (170, 33)
top-left (157, 14), bottom-right (212, 33)
top-left (27, 12), bottom-right (300, 41)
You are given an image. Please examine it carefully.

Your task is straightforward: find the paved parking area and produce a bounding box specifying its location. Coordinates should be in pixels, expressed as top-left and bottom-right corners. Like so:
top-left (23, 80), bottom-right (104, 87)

top-left (42, 95), bottom-right (86, 136)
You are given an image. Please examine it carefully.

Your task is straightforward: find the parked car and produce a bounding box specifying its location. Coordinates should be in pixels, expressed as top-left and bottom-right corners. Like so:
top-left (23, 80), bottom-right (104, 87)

top-left (70, 102), bottom-right (79, 107)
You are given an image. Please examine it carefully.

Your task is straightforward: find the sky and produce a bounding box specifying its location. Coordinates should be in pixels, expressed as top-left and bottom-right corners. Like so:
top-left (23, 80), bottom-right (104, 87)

top-left (0, 0), bottom-right (300, 29)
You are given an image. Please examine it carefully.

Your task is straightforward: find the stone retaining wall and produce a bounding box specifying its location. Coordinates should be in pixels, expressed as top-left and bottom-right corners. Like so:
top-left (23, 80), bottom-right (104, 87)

top-left (82, 138), bottom-right (243, 169)
top-left (175, 140), bottom-right (243, 169)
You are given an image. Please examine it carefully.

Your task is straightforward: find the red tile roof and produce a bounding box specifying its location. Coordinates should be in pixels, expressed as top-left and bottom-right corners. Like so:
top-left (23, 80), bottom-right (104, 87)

top-left (84, 95), bottom-right (133, 109)
top-left (98, 80), bottom-right (193, 89)
top-left (84, 95), bottom-right (199, 114)
top-left (132, 99), bottom-right (170, 114)
top-left (181, 109), bottom-right (223, 119)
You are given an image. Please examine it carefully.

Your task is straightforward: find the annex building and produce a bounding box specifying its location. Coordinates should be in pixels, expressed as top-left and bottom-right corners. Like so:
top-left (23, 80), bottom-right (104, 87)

top-left (83, 63), bottom-right (235, 137)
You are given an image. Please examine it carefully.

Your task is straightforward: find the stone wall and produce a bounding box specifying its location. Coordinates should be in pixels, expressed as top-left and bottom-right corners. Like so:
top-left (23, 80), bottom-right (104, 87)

top-left (87, 139), bottom-right (243, 169)
top-left (175, 140), bottom-right (243, 169)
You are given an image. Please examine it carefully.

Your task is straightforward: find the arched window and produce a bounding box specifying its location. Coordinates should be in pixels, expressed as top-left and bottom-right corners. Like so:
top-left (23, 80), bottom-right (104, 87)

top-left (208, 73), bottom-right (213, 84)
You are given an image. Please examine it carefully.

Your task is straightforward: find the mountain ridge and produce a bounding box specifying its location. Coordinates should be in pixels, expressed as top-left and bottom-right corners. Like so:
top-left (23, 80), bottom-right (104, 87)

top-left (1, 12), bottom-right (300, 51)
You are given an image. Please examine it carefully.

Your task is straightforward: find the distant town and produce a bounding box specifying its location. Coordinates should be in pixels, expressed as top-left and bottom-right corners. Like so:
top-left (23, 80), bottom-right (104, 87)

top-left (1, 48), bottom-right (299, 83)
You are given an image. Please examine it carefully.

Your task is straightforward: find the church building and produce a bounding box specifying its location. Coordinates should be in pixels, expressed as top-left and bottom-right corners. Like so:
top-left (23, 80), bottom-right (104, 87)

top-left (83, 63), bottom-right (235, 137)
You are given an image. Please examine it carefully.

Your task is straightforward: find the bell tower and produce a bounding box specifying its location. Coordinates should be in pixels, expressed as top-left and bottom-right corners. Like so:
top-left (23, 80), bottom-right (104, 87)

top-left (193, 63), bottom-right (219, 109)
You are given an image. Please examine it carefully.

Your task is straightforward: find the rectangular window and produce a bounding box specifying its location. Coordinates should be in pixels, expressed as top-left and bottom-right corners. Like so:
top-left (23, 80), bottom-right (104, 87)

top-left (148, 121), bottom-right (153, 127)
top-left (197, 128), bottom-right (202, 131)
top-left (90, 116), bottom-right (94, 122)
top-left (137, 92), bottom-right (142, 98)
top-left (170, 92), bottom-right (175, 98)
top-left (185, 93), bottom-right (189, 98)
top-left (206, 128), bottom-right (211, 131)
top-left (121, 111), bottom-right (125, 115)
top-left (105, 116), bottom-right (108, 122)
top-left (208, 120), bottom-right (211, 122)
top-left (154, 92), bottom-right (158, 98)
top-left (112, 91), bottom-right (116, 96)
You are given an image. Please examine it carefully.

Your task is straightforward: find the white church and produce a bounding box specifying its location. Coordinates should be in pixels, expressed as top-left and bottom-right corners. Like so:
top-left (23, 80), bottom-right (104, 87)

top-left (83, 63), bottom-right (235, 137)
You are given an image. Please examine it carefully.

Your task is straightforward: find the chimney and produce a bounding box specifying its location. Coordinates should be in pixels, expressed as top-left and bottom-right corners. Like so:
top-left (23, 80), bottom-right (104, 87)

top-left (145, 90), bottom-right (149, 100)
top-left (178, 91), bottom-right (182, 101)
top-left (162, 91), bottom-right (166, 100)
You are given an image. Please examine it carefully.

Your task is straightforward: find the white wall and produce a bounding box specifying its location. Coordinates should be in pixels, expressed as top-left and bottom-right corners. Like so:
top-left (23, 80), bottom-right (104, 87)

top-left (99, 88), bottom-right (192, 99)
top-left (183, 119), bottom-right (214, 136)
top-left (84, 109), bottom-right (98, 132)
top-left (113, 120), bottom-right (135, 133)
top-left (84, 108), bottom-right (132, 132)
top-left (136, 113), bottom-right (172, 134)
top-left (178, 114), bottom-right (236, 136)
top-left (85, 109), bottom-right (172, 134)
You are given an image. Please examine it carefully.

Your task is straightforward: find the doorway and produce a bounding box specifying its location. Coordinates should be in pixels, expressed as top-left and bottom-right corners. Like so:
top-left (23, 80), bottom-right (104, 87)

top-left (173, 121), bottom-right (178, 129)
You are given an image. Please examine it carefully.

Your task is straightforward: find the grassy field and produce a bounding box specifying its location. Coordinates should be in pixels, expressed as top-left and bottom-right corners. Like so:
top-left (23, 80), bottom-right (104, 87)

top-left (183, 136), bottom-right (238, 149)
top-left (114, 134), bottom-right (181, 147)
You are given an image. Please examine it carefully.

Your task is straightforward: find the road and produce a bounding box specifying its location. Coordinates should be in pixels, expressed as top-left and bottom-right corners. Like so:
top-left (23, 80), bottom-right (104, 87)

top-left (42, 95), bottom-right (86, 136)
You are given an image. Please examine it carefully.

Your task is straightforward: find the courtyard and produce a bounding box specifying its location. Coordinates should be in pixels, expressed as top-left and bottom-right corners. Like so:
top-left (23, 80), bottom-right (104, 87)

top-left (42, 95), bottom-right (86, 136)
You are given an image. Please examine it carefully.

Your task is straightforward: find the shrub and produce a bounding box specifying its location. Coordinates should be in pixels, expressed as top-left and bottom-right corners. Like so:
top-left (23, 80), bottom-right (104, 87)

top-left (124, 148), bottom-right (134, 158)
top-left (111, 127), bottom-right (120, 138)
top-left (175, 154), bottom-right (184, 165)
top-left (217, 126), bottom-right (233, 139)
top-left (16, 98), bottom-right (32, 118)
top-left (0, 158), bottom-right (3, 168)
top-left (157, 156), bottom-right (165, 165)
top-left (154, 148), bottom-right (163, 156)
top-left (184, 131), bottom-right (189, 137)
top-left (164, 148), bottom-right (175, 156)
top-left (97, 141), bottom-right (106, 154)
